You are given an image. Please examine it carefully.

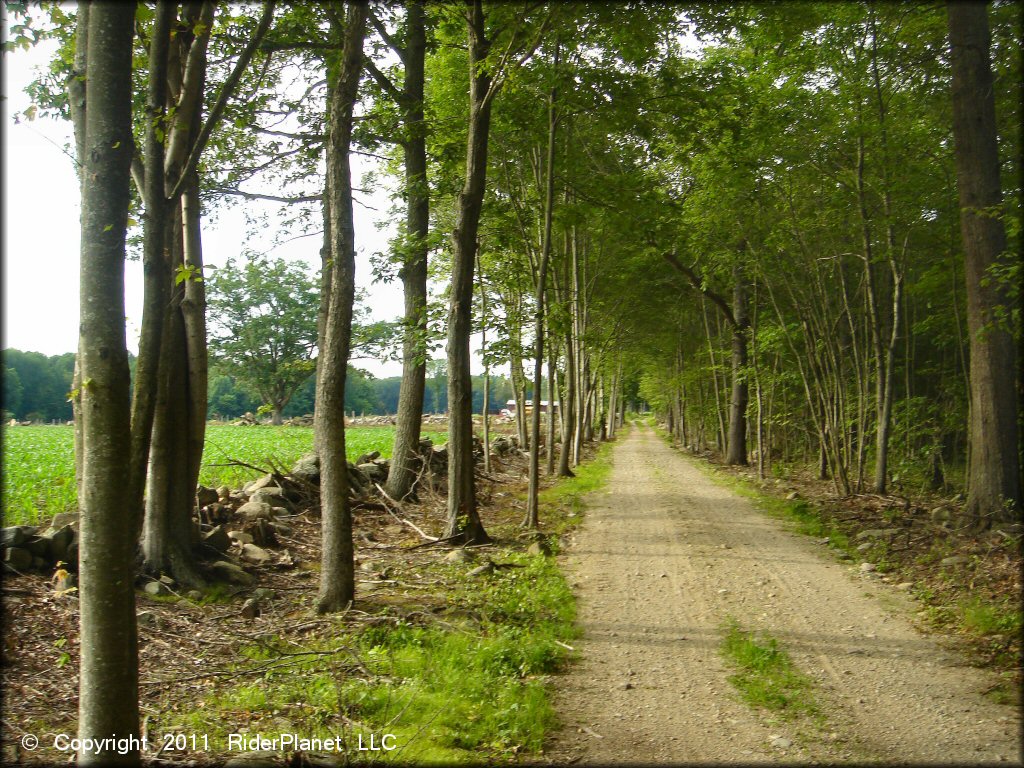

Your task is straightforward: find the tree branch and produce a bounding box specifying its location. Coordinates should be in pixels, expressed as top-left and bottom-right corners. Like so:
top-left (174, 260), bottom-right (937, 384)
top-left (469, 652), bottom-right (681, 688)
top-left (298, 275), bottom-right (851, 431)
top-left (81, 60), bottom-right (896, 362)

top-left (662, 251), bottom-right (737, 328)
top-left (363, 55), bottom-right (405, 105)
top-left (367, 7), bottom-right (406, 65)
top-left (168, 1), bottom-right (278, 203)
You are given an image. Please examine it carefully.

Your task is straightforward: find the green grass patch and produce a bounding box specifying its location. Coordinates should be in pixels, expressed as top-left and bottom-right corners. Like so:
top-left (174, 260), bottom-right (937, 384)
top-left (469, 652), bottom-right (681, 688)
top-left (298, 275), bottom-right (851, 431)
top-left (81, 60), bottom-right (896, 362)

top-left (719, 618), bottom-right (819, 720)
top-left (2, 424), bottom-right (447, 525)
top-left (958, 596), bottom-right (1022, 637)
top-left (537, 440), bottom-right (614, 532)
top-left (173, 555), bottom-right (578, 763)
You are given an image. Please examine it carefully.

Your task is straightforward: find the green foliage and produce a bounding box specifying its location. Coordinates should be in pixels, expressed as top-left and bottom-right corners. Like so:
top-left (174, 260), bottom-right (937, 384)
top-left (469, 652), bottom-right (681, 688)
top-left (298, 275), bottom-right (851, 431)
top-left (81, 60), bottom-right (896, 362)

top-left (720, 618), bottom-right (819, 719)
top-left (173, 547), bottom-right (576, 762)
top-left (206, 255), bottom-right (321, 419)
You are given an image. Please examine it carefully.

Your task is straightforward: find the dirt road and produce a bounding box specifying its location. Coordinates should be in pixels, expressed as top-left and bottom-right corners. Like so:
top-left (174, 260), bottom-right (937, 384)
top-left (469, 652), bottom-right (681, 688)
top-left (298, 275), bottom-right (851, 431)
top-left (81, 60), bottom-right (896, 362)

top-left (545, 423), bottom-right (1020, 764)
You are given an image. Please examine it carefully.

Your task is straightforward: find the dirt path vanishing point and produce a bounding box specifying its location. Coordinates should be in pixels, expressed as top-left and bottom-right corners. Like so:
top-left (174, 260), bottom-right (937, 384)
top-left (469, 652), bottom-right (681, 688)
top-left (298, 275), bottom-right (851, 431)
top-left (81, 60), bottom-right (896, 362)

top-left (544, 423), bottom-right (1021, 765)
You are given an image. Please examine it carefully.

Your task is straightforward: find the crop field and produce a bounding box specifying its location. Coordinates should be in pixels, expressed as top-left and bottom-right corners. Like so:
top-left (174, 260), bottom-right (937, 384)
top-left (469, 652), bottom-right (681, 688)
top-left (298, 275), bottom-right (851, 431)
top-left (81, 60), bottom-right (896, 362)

top-left (2, 424), bottom-right (447, 526)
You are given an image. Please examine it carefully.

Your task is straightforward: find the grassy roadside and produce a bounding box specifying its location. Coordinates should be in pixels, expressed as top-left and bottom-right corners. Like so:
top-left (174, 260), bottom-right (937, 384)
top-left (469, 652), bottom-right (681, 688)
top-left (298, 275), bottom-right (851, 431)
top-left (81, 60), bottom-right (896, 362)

top-left (655, 425), bottom-right (1021, 704)
top-left (147, 440), bottom-right (616, 765)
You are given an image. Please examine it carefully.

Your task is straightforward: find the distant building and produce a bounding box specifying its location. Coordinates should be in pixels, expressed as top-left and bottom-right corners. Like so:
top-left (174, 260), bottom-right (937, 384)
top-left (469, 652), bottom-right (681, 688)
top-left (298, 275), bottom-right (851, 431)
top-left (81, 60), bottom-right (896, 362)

top-left (504, 399), bottom-right (558, 416)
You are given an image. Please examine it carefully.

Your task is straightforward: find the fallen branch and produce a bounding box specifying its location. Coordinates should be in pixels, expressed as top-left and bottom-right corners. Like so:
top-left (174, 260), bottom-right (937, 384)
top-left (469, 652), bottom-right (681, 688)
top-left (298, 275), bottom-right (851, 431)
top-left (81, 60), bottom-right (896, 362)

top-left (374, 483), bottom-right (438, 542)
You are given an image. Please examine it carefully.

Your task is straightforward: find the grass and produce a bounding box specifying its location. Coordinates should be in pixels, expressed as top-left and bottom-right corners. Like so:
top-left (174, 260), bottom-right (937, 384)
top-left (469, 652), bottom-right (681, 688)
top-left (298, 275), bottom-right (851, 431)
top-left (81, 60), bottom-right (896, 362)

top-left (167, 520), bottom-right (584, 762)
top-left (536, 439), bottom-right (614, 534)
top-left (152, 433), bottom-right (614, 763)
top-left (719, 618), bottom-right (820, 720)
top-left (2, 424), bottom-right (448, 526)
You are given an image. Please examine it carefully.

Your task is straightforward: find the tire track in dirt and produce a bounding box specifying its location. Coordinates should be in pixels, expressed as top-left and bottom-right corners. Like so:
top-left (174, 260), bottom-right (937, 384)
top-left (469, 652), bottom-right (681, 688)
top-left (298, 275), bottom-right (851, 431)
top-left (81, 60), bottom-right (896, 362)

top-left (543, 423), bottom-right (1021, 764)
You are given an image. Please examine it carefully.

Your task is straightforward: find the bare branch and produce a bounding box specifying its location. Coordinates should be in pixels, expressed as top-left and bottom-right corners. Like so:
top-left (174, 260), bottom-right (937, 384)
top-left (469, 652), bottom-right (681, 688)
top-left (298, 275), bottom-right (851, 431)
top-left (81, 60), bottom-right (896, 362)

top-left (168, 1), bottom-right (278, 202)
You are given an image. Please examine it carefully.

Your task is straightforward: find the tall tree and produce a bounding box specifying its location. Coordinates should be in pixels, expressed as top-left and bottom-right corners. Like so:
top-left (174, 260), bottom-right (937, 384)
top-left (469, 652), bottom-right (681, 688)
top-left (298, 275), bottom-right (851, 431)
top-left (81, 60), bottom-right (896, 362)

top-left (72, 3), bottom-right (140, 763)
top-left (206, 255), bottom-right (320, 425)
top-left (364, 0), bottom-right (432, 502)
top-left (316, 0), bottom-right (368, 613)
top-left (947, 0), bottom-right (1021, 528)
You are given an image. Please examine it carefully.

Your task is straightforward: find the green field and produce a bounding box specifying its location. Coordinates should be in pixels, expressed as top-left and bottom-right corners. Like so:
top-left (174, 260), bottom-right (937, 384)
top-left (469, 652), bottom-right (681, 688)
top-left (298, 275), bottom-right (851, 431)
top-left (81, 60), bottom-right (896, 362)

top-left (2, 424), bottom-right (447, 526)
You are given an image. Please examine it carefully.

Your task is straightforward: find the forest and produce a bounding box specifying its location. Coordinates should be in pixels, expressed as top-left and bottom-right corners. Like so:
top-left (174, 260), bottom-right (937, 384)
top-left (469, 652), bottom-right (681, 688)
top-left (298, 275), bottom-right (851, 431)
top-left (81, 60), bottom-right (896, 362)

top-left (1, 1), bottom-right (1020, 765)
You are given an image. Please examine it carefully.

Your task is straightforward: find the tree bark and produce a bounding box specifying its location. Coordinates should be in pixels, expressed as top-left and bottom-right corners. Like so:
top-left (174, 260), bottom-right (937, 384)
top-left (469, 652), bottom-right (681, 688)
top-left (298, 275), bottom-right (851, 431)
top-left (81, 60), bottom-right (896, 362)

top-left (385, 0), bottom-right (430, 502)
top-left (317, 1), bottom-right (367, 612)
top-left (947, 0), bottom-right (1022, 527)
top-left (726, 263), bottom-right (750, 465)
top-left (445, 0), bottom-right (494, 543)
top-left (75, 4), bottom-right (139, 763)
top-left (525, 44), bottom-right (559, 527)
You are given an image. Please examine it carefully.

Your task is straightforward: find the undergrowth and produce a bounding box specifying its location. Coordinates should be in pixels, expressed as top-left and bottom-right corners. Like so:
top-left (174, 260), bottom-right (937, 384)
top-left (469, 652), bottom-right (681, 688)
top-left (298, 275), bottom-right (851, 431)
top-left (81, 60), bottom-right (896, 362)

top-left (164, 441), bottom-right (614, 763)
top-left (719, 618), bottom-right (821, 721)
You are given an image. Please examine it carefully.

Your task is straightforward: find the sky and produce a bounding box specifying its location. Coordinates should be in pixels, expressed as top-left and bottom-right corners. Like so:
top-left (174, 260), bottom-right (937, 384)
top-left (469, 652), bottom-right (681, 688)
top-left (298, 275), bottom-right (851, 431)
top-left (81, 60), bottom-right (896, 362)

top-left (1, 23), bottom-right (440, 379)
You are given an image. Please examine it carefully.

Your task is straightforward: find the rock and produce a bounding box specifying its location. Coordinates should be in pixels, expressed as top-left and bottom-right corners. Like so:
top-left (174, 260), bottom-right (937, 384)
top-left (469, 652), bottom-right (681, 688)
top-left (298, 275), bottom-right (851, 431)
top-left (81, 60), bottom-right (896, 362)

top-left (895, 582), bottom-right (914, 591)
top-left (159, 574), bottom-right (176, 586)
top-left (229, 530), bottom-right (254, 546)
top-left (859, 562), bottom-right (877, 572)
top-left (47, 512), bottom-right (80, 532)
top-left (527, 540), bottom-right (552, 557)
top-left (467, 561), bottom-right (495, 578)
top-left (252, 587), bottom-right (275, 601)
top-left (196, 485), bottom-right (219, 508)
top-left (136, 610), bottom-right (157, 626)
top-left (240, 598), bottom-right (261, 620)
top-left (186, 590), bottom-right (203, 601)
top-left (357, 462), bottom-right (387, 483)
top-left (216, 485), bottom-right (231, 501)
top-left (243, 474), bottom-right (277, 495)
top-left (355, 450), bottom-right (381, 465)
top-left (3, 547), bottom-right (33, 571)
top-left (238, 501), bottom-right (275, 522)
top-left (785, 491), bottom-right (800, 501)
top-left (47, 525), bottom-right (76, 565)
top-left (66, 539), bottom-right (79, 570)
top-left (202, 525), bottom-right (231, 553)
top-left (1, 526), bottom-right (35, 549)
top-left (445, 548), bottom-right (474, 563)
top-left (857, 528), bottom-right (899, 541)
top-left (856, 542), bottom-right (873, 552)
top-left (210, 560), bottom-right (254, 586)
top-left (930, 506), bottom-right (953, 524)
top-left (940, 555), bottom-right (969, 567)
top-left (144, 580), bottom-right (171, 596)
top-left (618, 681), bottom-right (634, 690)
top-left (270, 521), bottom-right (293, 537)
top-left (250, 487), bottom-right (293, 511)
top-left (23, 535), bottom-right (51, 558)
top-left (240, 543), bottom-right (272, 565)
top-left (492, 436), bottom-right (512, 455)
top-left (769, 736), bottom-right (793, 749)
top-left (290, 453), bottom-right (321, 484)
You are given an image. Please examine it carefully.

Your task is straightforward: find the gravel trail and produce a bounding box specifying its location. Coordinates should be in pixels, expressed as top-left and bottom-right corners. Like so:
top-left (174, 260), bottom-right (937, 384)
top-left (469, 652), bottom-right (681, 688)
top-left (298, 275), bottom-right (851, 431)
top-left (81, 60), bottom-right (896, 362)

top-left (544, 423), bottom-right (1021, 764)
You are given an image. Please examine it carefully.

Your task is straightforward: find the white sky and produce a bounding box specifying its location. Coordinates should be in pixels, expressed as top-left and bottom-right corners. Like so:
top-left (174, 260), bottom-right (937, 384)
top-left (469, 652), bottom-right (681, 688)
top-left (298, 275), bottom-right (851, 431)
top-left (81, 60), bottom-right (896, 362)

top-left (1, 27), bottom-right (456, 379)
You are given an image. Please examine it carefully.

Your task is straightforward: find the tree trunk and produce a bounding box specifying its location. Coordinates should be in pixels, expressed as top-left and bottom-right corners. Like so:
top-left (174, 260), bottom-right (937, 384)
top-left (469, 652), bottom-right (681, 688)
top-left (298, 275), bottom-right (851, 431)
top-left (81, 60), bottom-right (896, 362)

top-left (142, 204), bottom-right (206, 588)
top-left (317, 2), bottom-right (367, 612)
top-left (947, 0), bottom-right (1022, 527)
top-left (726, 263), bottom-right (749, 465)
top-left (525, 43), bottom-right (559, 527)
top-left (445, 1), bottom-right (494, 543)
top-left (75, 4), bottom-right (139, 763)
top-left (385, 0), bottom-right (429, 502)
top-left (558, 332), bottom-right (576, 477)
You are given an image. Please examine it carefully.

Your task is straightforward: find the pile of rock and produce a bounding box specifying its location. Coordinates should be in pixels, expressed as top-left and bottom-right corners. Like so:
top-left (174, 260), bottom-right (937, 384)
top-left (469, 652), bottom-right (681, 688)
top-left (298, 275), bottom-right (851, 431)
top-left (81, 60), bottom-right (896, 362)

top-left (282, 414), bottom-right (314, 427)
top-left (2, 513), bottom-right (79, 574)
